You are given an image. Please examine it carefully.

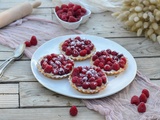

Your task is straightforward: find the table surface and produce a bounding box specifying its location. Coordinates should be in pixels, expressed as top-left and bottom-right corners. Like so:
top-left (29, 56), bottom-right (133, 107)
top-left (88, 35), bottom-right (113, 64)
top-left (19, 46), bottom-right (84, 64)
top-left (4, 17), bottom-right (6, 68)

top-left (1, 0), bottom-right (160, 120)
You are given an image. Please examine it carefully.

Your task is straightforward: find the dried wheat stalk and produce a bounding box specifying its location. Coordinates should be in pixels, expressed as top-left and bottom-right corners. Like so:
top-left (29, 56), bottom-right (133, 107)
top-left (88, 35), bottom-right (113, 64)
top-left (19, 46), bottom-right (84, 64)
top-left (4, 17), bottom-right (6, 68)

top-left (112, 0), bottom-right (160, 44)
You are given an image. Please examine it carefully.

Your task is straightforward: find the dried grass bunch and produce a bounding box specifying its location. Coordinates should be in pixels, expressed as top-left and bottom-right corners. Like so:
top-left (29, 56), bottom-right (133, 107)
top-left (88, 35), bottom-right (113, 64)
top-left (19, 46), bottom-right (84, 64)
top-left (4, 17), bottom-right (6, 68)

top-left (112, 0), bottom-right (160, 43)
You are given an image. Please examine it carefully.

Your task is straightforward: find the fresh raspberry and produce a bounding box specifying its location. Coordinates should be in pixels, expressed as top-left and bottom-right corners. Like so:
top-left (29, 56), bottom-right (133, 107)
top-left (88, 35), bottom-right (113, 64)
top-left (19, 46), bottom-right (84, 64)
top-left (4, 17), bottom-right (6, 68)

top-left (137, 102), bottom-right (146, 113)
top-left (104, 64), bottom-right (112, 71)
top-left (96, 78), bottom-right (102, 86)
top-left (112, 62), bottom-right (120, 71)
top-left (44, 65), bottom-right (53, 73)
top-left (139, 93), bottom-right (147, 103)
top-left (24, 41), bottom-right (31, 47)
top-left (73, 4), bottom-right (81, 11)
top-left (82, 82), bottom-right (90, 89)
top-left (68, 16), bottom-right (77, 22)
top-left (80, 49), bottom-right (87, 56)
top-left (98, 62), bottom-right (104, 69)
top-left (90, 82), bottom-right (98, 89)
top-left (142, 89), bottom-right (149, 98)
top-left (69, 106), bottom-right (78, 116)
top-left (130, 95), bottom-right (140, 106)
top-left (30, 36), bottom-right (38, 46)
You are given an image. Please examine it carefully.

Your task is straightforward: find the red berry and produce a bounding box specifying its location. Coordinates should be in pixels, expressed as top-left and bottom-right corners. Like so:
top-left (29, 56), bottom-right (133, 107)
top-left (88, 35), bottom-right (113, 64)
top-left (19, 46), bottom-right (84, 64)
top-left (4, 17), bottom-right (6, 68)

top-left (98, 62), bottom-right (104, 69)
top-left (130, 95), bottom-right (140, 106)
top-left (139, 93), bottom-right (147, 103)
top-left (104, 64), bottom-right (112, 71)
top-left (24, 41), bottom-right (31, 47)
top-left (137, 102), bottom-right (146, 113)
top-left (90, 82), bottom-right (97, 90)
top-left (30, 36), bottom-right (38, 46)
top-left (80, 49), bottom-right (87, 56)
top-left (112, 62), bottom-right (120, 71)
top-left (142, 89), bottom-right (149, 98)
top-left (44, 65), bottom-right (53, 73)
top-left (96, 78), bottom-right (102, 86)
top-left (68, 16), bottom-right (77, 22)
top-left (73, 4), bottom-right (81, 11)
top-left (69, 106), bottom-right (78, 116)
top-left (82, 82), bottom-right (90, 89)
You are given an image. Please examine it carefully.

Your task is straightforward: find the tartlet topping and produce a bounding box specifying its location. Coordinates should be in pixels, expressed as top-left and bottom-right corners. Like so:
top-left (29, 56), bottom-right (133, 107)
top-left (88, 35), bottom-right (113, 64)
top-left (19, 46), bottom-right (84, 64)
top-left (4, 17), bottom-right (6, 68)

top-left (38, 53), bottom-right (74, 79)
top-left (91, 49), bottom-right (127, 75)
top-left (60, 36), bottom-right (96, 61)
top-left (69, 66), bottom-right (107, 94)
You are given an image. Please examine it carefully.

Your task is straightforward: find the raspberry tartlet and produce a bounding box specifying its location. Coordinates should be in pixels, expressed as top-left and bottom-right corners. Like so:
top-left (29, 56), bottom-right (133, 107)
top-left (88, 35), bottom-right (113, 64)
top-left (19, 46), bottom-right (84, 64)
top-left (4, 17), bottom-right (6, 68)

top-left (69, 66), bottom-right (108, 94)
top-left (91, 49), bottom-right (127, 75)
top-left (59, 36), bottom-right (96, 61)
top-left (37, 53), bottom-right (74, 79)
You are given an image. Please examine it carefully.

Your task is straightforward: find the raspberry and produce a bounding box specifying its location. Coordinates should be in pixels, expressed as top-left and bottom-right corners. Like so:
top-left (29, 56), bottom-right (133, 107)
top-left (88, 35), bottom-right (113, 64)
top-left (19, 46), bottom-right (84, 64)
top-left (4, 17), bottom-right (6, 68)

top-left (137, 102), bottom-right (146, 113)
top-left (130, 95), bottom-right (140, 106)
top-left (104, 64), bottom-right (112, 71)
top-left (82, 82), bottom-right (90, 89)
top-left (112, 62), bottom-right (120, 71)
top-left (69, 106), bottom-right (78, 116)
top-left (68, 16), bottom-right (77, 22)
top-left (96, 78), bottom-right (102, 86)
top-left (142, 89), bottom-right (149, 98)
top-left (139, 93), bottom-right (147, 103)
top-left (80, 49), bottom-right (87, 56)
top-left (24, 41), bottom-right (31, 47)
top-left (30, 36), bottom-right (38, 46)
top-left (90, 82), bottom-right (98, 89)
top-left (44, 65), bottom-right (53, 73)
top-left (98, 62), bottom-right (104, 69)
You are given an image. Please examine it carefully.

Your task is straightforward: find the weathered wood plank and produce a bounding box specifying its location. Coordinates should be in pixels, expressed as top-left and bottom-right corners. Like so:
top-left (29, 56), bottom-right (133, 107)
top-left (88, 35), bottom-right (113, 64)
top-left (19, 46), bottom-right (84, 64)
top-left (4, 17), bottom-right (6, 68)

top-left (0, 84), bottom-right (18, 93)
top-left (20, 82), bottom-right (84, 107)
top-left (136, 58), bottom-right (160, 79)
top-left (0, 94), bottom-right (19, 108)
top-left (0, 107), bottom-right (104, 120)
top-left (0, 61), bottom-right (35, 82)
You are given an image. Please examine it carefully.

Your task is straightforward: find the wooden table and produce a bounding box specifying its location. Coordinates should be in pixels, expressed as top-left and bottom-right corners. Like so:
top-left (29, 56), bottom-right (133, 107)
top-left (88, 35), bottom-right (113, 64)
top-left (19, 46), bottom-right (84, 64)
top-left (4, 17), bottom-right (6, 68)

top-left (1, 0), bottom-right (160, 120)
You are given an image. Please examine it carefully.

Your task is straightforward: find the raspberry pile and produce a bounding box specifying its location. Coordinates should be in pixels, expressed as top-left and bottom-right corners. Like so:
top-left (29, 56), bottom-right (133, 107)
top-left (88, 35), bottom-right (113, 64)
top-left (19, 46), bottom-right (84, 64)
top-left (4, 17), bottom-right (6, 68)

top-left (91, 49), bottom-right (127, 74)
top-left (61, 36), bottom-right (95, 58)
top-left (55, 3), bottom-right (87, 22)
top-left (40, 53), bottom-right (74, 75)
top-left (24, 36), bottom-right (38, 47)
top-left (130, 89), bottom-right (150, 113)
top-left (71, 66), bottom-right (107, 90)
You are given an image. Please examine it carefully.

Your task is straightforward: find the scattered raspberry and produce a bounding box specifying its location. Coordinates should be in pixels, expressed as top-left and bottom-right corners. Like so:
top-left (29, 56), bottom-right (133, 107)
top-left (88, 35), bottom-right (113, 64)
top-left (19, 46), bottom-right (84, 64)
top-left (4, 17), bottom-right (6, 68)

top-left (139, 93), bottom-right (147, 103)
top-left (24, 41), bottom-right (31, 47)
top-left (130, 88), bottom-right (150, 113)
top-left (69, 106), bottom-right (78, 116)
top-left (137, 102), bottom-right (146, 113)
top-left (30, 36), bottom-right (38, 46)
top-left (130, 95), bottom-right (140, 106)
top-left (24, 36), bottom-right (38, 47)
top-left (142, 89), bottom-right (149, 98)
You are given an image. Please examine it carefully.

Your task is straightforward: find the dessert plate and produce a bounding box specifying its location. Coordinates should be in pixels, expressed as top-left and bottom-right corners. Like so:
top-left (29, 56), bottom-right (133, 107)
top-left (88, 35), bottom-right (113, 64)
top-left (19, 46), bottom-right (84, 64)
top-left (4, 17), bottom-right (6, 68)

top-left (31, 34), bottom-right (137, 99)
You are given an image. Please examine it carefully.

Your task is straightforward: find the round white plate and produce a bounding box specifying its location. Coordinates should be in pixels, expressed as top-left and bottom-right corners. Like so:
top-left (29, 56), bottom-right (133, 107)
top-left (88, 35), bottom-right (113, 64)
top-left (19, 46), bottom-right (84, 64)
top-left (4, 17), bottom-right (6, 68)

top-left (31, 34), bottom-right (137, 99)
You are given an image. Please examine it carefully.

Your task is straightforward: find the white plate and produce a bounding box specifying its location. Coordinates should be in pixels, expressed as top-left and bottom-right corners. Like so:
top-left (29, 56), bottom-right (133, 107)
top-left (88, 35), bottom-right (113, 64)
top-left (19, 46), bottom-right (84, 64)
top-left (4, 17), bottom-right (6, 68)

top-left (31, 34), bottom-right (137, 99)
